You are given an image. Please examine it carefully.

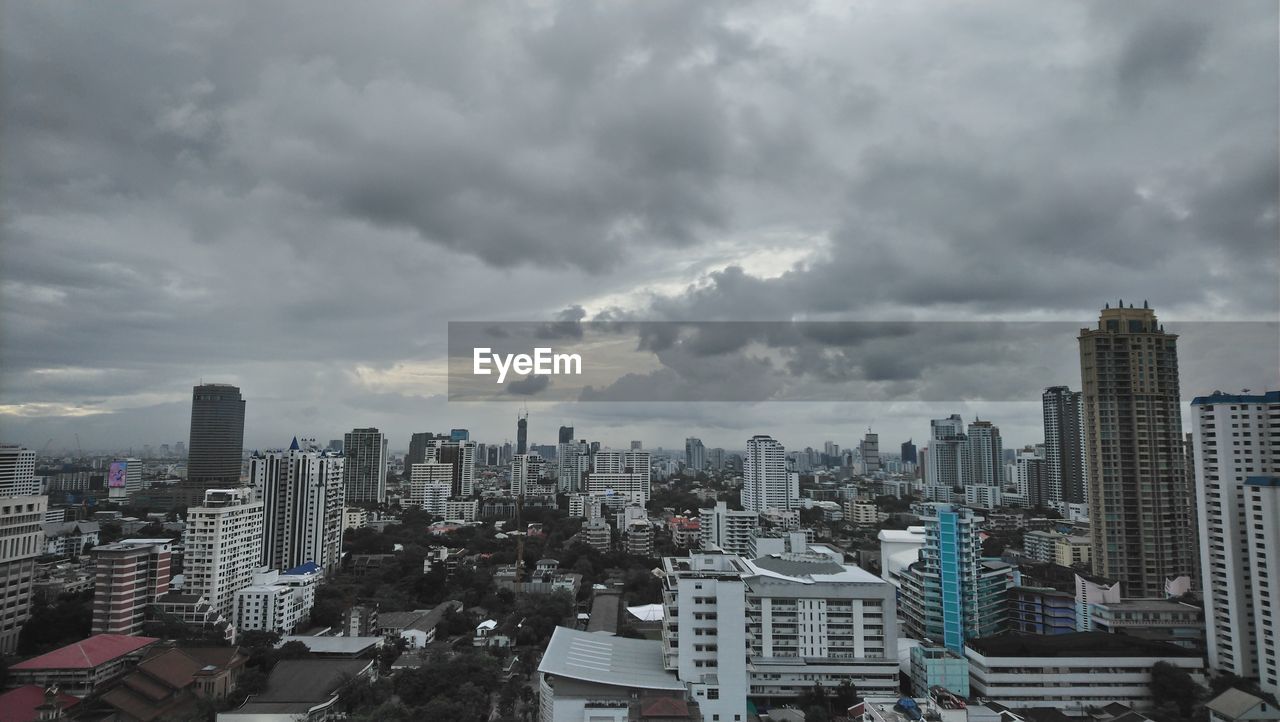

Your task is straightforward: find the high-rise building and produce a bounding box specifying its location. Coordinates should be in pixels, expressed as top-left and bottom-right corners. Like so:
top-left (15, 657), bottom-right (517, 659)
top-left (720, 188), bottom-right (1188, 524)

top-left (516, 412), bottom-right (528, 455)
top-left (707, 447), bottom-right (725, 472)
top-left (407, 432), bottom-right (443, 470)
top-left (1014, 445), bottom-right (1049, 508)
top-left (1193, 390), bottom-right (1280, 696)
top-left (0, 495), bottom-right (46, 654)
top-left (1079, 302), bottom-right (1196, 598)
top-left (425, 438), bottom-right (476, 498)
top-left (510, 454), bottom-right (533, 497)
top-left (0, 446), bottom-right (38, 497)
top-left (684, 437), bottom-right (705, 473)
top-left (860, 432), bottom-right (881, 473)
top-left (898, 504), bottom-right (1014, 654)
top-left (901, 439), bottom-right (918, 466)
top-left (965, 420), bottom-right (1002, 487)
top-left (184, 488), bottom-right (264, 618)
top-left (1043, 386), bottom-right (1086, 508)
top-left (408, 462), bottom-right (453, 516)
top-left (251, 439), bottom-right (345, 575)
top-left (449, 428), bottom-right (469, 442)
top-left (661, 545), bottom-right (899, 720)
top-left (926, 415), bottom-right (967, 490)
top-left (698, 501), bottom-right (758, 555)
top-left (742, 435), bottom-right (792, 513)
top-left (186, 384), bottom-right (246, 488)
top-left (630, 440), bottom-right (643, 451)
top-left (106, 458), bottom-right (142, 503)
top-left (557, 441), bottom-right (591, 494)
top-left (558, 426), bottom-right (575, 444)
top-left (91, 539), bottom-right (172, 635)
top-left (342, 428), bottom-right (388, 503)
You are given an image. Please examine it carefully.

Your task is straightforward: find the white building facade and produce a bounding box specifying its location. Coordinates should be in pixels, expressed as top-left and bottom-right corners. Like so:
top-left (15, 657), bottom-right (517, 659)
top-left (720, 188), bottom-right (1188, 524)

top-left (184, 488), bottom-right (265, 618)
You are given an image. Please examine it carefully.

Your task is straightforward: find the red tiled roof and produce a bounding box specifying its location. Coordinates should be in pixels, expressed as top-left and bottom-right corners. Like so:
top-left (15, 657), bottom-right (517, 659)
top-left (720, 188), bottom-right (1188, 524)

top-left (640, 696), bottom-right (690, 717)
top-left (0, 685), bottom-right (81, 722)
top-left (11, 634), bottom-right (159, 670)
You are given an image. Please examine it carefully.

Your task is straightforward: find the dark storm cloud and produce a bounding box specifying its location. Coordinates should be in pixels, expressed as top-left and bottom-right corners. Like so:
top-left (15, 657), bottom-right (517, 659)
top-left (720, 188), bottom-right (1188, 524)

top-left (1, 0), bottom-right (1276, 449)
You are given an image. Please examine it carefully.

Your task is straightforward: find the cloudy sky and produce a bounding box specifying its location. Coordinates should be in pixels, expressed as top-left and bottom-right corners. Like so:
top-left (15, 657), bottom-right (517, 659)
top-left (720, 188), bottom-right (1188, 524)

top-left (2, 1), bottom-right (1276, 455)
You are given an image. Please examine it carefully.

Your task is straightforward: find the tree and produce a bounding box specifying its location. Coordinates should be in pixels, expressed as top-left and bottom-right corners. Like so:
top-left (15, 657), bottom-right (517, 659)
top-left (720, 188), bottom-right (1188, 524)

top-left (1151, 661), bottom-right (1204, 722)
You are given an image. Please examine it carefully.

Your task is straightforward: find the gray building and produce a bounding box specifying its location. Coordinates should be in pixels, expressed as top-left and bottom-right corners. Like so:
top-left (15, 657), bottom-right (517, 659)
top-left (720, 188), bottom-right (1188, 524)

top-left (343, 428), bottom-right (388, 503)
top-left (1043, 385), bottom-right (1086, 506)
top-left (185, 384), bottom-right (245, 488)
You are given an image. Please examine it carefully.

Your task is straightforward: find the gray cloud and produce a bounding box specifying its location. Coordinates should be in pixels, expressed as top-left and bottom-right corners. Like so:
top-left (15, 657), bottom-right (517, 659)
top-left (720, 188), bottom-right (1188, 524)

top-left (1, 0), bottom-right (1276, 451)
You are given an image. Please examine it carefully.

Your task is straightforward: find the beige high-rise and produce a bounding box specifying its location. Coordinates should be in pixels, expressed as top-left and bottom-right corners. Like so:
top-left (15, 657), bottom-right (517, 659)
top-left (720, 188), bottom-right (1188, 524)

top-left (1079, 302), bottom-right (1196, 598)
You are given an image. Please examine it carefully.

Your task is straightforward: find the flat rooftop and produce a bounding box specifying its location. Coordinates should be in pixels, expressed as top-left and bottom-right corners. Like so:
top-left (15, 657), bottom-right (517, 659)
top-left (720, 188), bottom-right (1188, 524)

top-left (967, 631), bottom-right (1200, 658)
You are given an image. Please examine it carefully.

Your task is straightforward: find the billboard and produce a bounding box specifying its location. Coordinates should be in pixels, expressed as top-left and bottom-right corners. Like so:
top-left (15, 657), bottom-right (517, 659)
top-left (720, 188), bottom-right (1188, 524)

top-left (108, 461), bottom-right (128, 488)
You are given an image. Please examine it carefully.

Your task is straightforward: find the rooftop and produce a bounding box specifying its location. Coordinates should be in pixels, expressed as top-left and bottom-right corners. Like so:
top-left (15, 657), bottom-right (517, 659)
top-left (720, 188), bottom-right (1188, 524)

top-left (11, 634), bottom-right (158, 670)
top-left (1205, 688), bottom-right (1272, 718)
top-left (746, 554), bottom-right (884, 585)
top-left (0, 686), bottom-right (80, 722)
top-left (538, 626), bottom-right (684, 691)
top-left (278, 635), bottom-right (382, 656)
top-left (966, 631), bottom-right (1200, 659)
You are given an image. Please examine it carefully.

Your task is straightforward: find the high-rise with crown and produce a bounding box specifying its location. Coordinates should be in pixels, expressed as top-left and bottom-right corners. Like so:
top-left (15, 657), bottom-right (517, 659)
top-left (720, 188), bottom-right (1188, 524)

top-left (251, 439), bottom-right (346, 575)
top-left (1079, 302), bottom-right (1196, 598)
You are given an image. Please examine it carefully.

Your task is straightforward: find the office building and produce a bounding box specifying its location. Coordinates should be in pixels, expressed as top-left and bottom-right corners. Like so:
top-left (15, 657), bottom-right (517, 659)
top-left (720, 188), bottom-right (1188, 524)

top-left (898, 504), bottom-right (1014, 653)
top-left (0, 495), bottom-right (46, 654)
top-left (90, 539), bottom-right (172, 635)
top-left (186, 384), bottom-right (246, 490)
top-left (408, 462), bottom-right (452, 516)
top-left (965, 632), bottom-right (1204, 713)
top-left (901, 439), bottom-right (918, 466)
top-left (1193, 390), bottom-right (1280, 696)
top-left (684, 438), bottom-right (705, 474)
top-left (1079, 302), bottom-right (1196, 598)
top-left (406, 432), bottom-right (443, 470)
top-left (0, 446), bottom-right (38, 497)
top-left (860, 431), bottom-right (881, 473)
top-left (742, 435), bottom-right (793, 513)
top-left (425, 438), bottom-right (477, 498)
top-left (660, 546), bottom-right (898, 720)
top-left (251, 440), bottom-right (345, 574)
top-left (342, 428), bottom-right (388, 503)
top-left (184, 488), bottom-right (264, 618)
top-left (517, 412), bottom-right (528, 455)
top-left (558, 426), bottom-right (574, 444)
top-left (1043, 386), bottom-right (1087, 507)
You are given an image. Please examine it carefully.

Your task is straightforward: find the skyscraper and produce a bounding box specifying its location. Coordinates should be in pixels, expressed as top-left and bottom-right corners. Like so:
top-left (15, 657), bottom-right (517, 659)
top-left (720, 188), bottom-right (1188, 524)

top-left (0, 446), bottom-right (37, 497)
top-left (1043, 386), bottom-right (1086, 508)
top-left (926, 415), bottom-right (967, 490)
top-left (342, 428), bottom-right (388, 503)
top-left (558, 426), bottom-right (575, 444)
top-left (516, 411), bottom-right (528, 455)
top-left (426, 438), bottom-right (477, 498)
top-left (0, 494), bottom-right (46, 654)
top-left (186, 384), bottom-right (246, 488)
top-left (742, 434), bottom-right (792, 512)
top-left (408, 462), bottom-right (453, 516)
top-left (1079, 302), bottom-right (1196, 598)
top-left (184, 488), bottom-right (264, 618)
top-left (251, 439), bottom-right (346, 575)
top-left (860, 431), bottom-right (881, 473)
top-left (901, 439), bottom-right (918, 465)
top-left (1193, 390), bottom-right (1280, 696)
top-left (965, 420), bottom-right (1002, 487)
top-left (407, 432), bottom-right (442, 470)
top-left (684, 437), bottom-right (705, 473)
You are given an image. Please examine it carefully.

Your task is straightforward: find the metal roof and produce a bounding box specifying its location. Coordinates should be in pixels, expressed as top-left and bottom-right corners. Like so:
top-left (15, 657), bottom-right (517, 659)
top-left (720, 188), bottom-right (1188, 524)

top-left (537, 626), bottom-right (684, 691)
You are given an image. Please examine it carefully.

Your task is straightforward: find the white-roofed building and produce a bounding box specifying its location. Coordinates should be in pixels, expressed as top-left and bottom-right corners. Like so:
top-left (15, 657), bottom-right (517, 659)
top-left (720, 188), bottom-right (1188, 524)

top-left (877, 526), bottom-right (925, 589)
top-left (537, 626), bottom-right (695, 722)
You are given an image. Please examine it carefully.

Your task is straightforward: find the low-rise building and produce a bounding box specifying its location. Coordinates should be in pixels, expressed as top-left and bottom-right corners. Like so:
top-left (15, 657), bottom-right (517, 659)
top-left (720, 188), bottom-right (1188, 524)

top-left (909, 645), bottom-right (970, 698)
top-left (7, 634), bottom-right (159, 696)
top-left (218, 658), bottom-right (375, 721)
top-left (1205, 688), bottom-right (1280, 722)
top-left (965, 632), bottom-right (1206, 712)
top-left (42, 520), bottom-right (100, 557)
top-left (537, 626), bottom-right (697, 722)
top-left (1088, 598), bottom-right (1205, 652)
top-left (100, 646), bottom-right (248, 720)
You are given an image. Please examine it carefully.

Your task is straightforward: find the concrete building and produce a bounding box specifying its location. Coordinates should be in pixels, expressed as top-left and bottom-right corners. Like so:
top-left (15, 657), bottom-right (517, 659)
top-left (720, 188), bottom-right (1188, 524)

top-left (966, 420), bottom-right (1003, 488)
top-left (407, 462), bottom-right (452, 516)
top-left (1080, 303), bottom-right (1197, 598)
top-left (846, 500), bottom-right (888, 526)
top-left (537, 626), bottom-right (695, 722)
top-left (685, 437), bottom-right (706, 474)
top-left (898, 504), bottom-right (1013, 653)
top-left (252, 440), bottom-right (345, 575)
top-left (926, 415), bottom-right (968, 490)
top-left (0, 494), bottom-right (46, 654)
top-left (231, 566), bottom-right (319, 634)
top-left (625, 519), bottom-right (654, 557)
top-left (184, 488), bottom-right (265, 618)
top-left (580, 517), bottom-right (611, 553)
top-left (743, 435), bottom-right (793, 512)
top-left (342, 427), bottom-right (388, 503)
top-left (1088, 598), bottom-right (1205, 651)
top-left (42, 519), bottom-right (100, 557)
top-left (1043, 386), bottom-right (1086, 508)
top-left (91, 539), bottom-right (172, 635)
top-left (860, 432), bottom-right (882, 474)
top-left (699, 501), bottom-right (758, 556)
top-left (909, 645), bottom-right (970, 698)
top-left (584, 472), bottom-right (649, 506)
top-left (7, 634), bottom-right (159, 697)
top-left (106, 457), bottom-right (142, 503)
top-left (1193, 390), bottom-right (1280, 696)
top-left (0, 445), bottom-right (38, 497)
top-left (965, 632), bottom-right (1205, 712)
top-left (878, 526), bottom-right (926, 589)
top-left (661, 546), bottom-right (898, 720)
